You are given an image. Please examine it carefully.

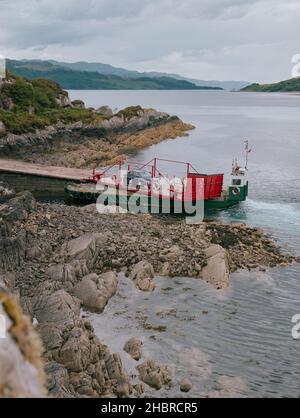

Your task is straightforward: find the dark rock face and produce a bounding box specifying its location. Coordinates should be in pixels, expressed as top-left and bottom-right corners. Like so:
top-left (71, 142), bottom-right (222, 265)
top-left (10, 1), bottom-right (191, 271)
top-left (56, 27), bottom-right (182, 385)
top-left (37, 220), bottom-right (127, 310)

top-left (0, 191), bottom-right (36, 224)
top-left (0, 191), bottom-right (36, 271)
top-left (0, 181), bottom-right (15, 203)
top-left (0, 95), bottom-right (14, 111)
top-left (0, 190), bottom-right (131, 398)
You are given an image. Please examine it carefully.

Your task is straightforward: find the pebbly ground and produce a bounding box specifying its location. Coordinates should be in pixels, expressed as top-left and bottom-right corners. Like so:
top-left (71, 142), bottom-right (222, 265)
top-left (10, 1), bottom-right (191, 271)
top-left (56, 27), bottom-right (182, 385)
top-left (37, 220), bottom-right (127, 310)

top-left (0, 188), bottom-right (298, 398)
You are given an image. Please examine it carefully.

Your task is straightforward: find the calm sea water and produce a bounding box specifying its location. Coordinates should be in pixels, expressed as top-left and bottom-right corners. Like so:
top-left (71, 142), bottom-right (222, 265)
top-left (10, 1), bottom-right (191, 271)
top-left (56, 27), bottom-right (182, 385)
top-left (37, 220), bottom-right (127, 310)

top-left (69, 90), bottom-right (300, 397)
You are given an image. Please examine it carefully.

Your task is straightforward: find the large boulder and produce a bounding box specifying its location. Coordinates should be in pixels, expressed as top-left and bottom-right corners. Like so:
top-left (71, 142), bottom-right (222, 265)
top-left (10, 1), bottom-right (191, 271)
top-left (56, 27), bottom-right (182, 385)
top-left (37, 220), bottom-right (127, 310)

top-left (180, 378), bottom-right (192, 393)
top-left (59, 233), bottom-right (108, 269)
top-left (0, 191), bottom-right (36, 224)
top-left (72, 271), bottom-right (117, 313)
top-left (57, 94), bottom-right (72, 108)
top-left (58, 326), bottom-right (92, 372)
top-left (45, 362), bottom-right (74, 398)
top-left (98, 115), bottom-right (124, 131)
top-left (95, 105), bottom-right (113, 116)
top-left (34, 289), bottom-right (80, 326)
top-left (47, 259), bottom-right (89, 288)
top-left (137, 360), bottom-right (172, 390)
top-left (34, 287), bottom-right (131, 397)
top-left (123, 337), bottom-right (143, 361)
top-left (71, 99), bottom-right (85, 109)
top-left (101, 350), bottom-right (131, 398)
top-left (201, 245), bottom-right (229, 289)
top-left (129, 260), bottom-right (156, 292)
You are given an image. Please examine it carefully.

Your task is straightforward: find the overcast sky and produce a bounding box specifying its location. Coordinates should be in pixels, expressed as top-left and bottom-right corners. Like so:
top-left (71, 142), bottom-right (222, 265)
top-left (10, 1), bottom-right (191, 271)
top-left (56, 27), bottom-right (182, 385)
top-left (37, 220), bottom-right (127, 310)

top-left (1, 0), bottom-right (300, 83)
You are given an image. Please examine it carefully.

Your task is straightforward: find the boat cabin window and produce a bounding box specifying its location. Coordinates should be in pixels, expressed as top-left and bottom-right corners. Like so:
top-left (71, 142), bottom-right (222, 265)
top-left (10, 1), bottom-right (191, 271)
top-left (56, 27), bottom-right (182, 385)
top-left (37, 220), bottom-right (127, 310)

top-left (232, 179), bottom-right (242, 186)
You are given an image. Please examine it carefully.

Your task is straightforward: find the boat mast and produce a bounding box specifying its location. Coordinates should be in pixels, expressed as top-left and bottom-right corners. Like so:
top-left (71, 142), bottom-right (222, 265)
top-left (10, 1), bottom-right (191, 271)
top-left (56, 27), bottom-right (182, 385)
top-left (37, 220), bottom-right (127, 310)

top-left (244, 140), bottom-right (251, 171)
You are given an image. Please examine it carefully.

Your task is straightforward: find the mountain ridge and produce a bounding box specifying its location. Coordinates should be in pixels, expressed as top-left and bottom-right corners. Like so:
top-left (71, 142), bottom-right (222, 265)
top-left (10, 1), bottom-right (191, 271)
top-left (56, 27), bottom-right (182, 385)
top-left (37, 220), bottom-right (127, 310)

top-left (8, 59), bottom-right (249, 90)
top-left (47, 59), bottom-right (249, 90)
top-left (6, 59), bottom-right (223, 91)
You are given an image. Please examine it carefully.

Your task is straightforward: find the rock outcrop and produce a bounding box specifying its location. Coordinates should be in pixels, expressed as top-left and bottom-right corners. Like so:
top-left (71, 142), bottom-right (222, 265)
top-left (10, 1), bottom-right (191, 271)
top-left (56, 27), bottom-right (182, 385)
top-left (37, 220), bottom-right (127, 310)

top-left (34, 289), bottom-right (131, 398)
top-left (0, 106), bottom-right (191, 156)
top-left (71, 99), bottom-right (85, 109)
top-left (0, 191), bottom-right (36, 271)
top-left (0, 191), bottom-right (131, 398)
top-left (96, 106), bottom-right (113, 116)
top-left (201, 244), bottom-right (230, 289)
top-left (72, 272), bottom-right (117, 313)
top-left (137, 360), bottom-right (172, 390)
top-left (0, 181), bottom-right (15, 203)
top-left (129, 260), bottom-right (156, 292)
top-left (59, 233), bottom-right (108, 269)
top-left (180, 378), bottom-right (192, 393)
top-left (123, 337), bottom-right (143, 361)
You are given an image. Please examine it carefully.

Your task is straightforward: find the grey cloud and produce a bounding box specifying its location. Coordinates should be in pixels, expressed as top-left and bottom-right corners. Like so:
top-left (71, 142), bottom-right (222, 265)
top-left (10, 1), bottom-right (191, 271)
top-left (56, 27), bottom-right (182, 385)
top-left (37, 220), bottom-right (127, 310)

top-left (0, 0), bottom-right (300, 82)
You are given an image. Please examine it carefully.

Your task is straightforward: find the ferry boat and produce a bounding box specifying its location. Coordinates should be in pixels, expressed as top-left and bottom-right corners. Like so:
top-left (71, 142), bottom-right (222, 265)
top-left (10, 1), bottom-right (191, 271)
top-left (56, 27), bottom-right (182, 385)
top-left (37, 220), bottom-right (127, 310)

top-left (65, 146), bottom-right (250, 213)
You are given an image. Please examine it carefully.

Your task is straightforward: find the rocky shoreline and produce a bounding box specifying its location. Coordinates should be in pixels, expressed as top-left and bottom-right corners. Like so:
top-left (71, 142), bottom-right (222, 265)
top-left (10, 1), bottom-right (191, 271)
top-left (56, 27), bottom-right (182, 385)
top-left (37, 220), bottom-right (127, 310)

top-left (1, 74), bottom-right (194, 169)
top-left (0, 105), bottom-right (194, 168)
top-left (0, 185), bottom-right (298, 398)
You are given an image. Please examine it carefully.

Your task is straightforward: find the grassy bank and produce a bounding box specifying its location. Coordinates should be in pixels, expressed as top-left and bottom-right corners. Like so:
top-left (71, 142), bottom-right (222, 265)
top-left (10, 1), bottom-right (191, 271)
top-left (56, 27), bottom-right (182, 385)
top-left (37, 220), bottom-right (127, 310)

top-left (0, 73), bottom-right (111, 134)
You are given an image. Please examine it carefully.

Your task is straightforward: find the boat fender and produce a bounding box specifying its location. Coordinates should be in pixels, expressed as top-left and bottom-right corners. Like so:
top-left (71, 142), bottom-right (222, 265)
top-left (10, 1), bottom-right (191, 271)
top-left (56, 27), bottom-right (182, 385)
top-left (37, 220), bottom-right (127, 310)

top-left (232, 186), bottom-right (241, 196)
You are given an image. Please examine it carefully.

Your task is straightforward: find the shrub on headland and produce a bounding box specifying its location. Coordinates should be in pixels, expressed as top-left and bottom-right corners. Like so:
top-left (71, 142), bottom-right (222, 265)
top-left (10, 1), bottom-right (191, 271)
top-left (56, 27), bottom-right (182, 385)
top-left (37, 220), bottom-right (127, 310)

top-left (0, 72), bottom-right (111, 134)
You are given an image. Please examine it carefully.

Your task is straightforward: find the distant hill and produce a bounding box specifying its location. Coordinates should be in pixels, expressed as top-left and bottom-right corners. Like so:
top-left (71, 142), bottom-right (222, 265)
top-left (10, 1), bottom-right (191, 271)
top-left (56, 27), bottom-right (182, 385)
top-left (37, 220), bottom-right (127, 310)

top-left (181, 78), bottom-right (250, 91)
top-left (48, 60), bottom-right (249, 91)
top-left (241, 77), bottom-right (300, 92)
top-left (6, 59), bottom-right (223, 90)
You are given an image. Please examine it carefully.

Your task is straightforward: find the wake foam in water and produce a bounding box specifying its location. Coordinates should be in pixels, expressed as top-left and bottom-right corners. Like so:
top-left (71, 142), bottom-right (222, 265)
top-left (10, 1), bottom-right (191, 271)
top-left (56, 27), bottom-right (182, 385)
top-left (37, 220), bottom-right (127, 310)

top-left (219, 199), bottom-right (300, 232)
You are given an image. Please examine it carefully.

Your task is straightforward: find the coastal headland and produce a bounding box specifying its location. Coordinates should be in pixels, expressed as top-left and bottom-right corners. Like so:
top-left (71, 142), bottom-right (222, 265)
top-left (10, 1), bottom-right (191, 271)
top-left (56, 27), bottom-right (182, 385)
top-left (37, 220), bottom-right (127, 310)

top-left (0, 73), bottom-right (194, 169)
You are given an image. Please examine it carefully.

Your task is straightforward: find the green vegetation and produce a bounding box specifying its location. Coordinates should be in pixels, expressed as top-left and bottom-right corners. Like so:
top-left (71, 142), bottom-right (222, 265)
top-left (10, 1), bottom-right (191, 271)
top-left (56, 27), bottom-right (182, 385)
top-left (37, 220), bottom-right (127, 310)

top-left (1, 77), bottom-right (61, 112)
top-left (0, 111), bottom-right (46, 134)
top-left (0, 73), bottom-right (109, 134)
top-left (241, 77), bottom-right (300, 92)
top-left (7, 59), bottom-right (223, 90)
